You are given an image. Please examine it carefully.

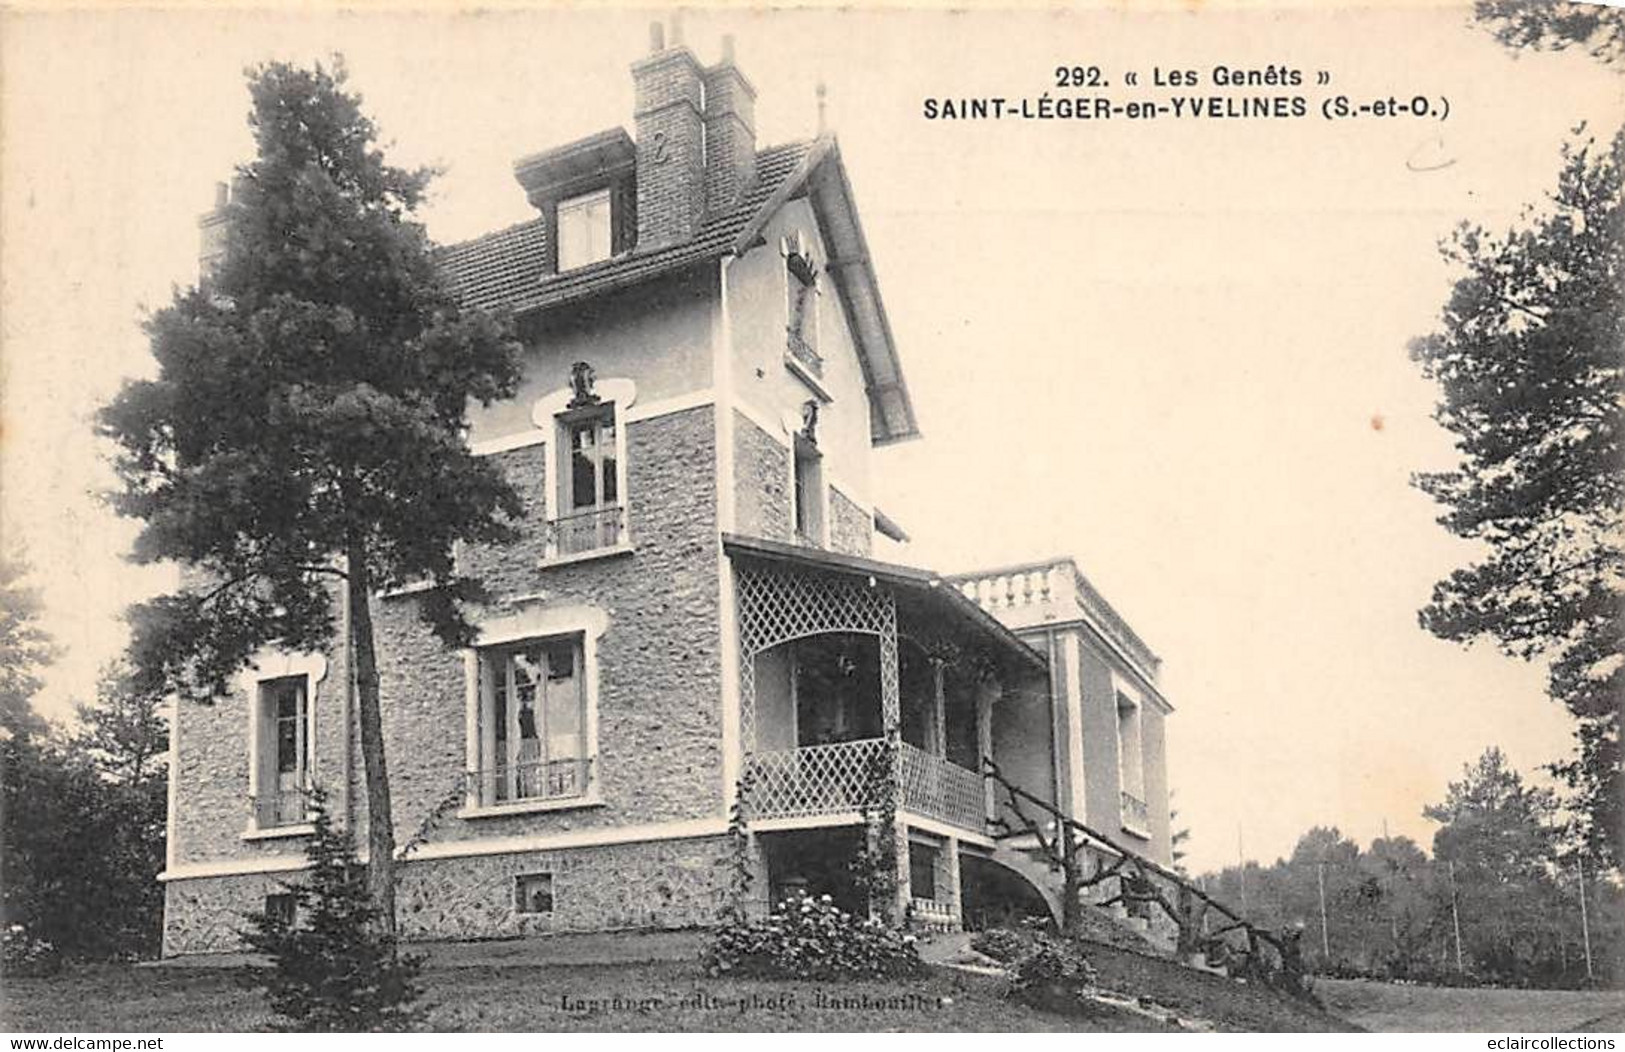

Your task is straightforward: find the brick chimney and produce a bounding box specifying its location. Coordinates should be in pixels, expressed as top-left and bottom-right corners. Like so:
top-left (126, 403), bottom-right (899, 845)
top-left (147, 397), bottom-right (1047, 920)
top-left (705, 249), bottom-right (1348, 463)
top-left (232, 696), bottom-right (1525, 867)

top-left (702, 34), bottom-right (757, 215)
top-left (631, 22), bottom-right (707, 248)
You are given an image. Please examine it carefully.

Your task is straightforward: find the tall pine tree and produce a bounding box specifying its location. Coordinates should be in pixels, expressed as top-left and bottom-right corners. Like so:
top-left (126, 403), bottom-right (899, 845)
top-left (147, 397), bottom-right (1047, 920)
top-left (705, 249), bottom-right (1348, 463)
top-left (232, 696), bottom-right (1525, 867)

top-left (100, 59), bottom-right (523, 932)
top-left (1409, 126), bottom-right (1623, 866)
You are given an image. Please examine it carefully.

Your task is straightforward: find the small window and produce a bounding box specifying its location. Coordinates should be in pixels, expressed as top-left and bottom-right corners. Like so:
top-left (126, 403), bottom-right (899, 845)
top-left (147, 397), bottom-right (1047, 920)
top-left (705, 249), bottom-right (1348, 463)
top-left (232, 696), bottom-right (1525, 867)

top-left (793, 438), bottom-right (824, 546)
top-left (909, 843), bottom-right (938, 902)
top-left (515, 873), bottom-right (554, 915)
top-left (557, 189), bottom-right (613, 271)
top-left (264, 893), bottom-right (297, 928)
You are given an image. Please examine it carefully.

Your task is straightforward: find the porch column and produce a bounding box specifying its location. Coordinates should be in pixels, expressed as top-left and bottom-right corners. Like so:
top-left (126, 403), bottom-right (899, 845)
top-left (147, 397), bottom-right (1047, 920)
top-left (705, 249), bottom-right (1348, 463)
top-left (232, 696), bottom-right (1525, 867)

top-left (943, 835), bottom-right (963, 930)
top-left (879, 595), bottom-right (900, 731)
top-left (977, 677), bottom-right (998, 821)
top-left (930, 658), bottom-right (948, 757)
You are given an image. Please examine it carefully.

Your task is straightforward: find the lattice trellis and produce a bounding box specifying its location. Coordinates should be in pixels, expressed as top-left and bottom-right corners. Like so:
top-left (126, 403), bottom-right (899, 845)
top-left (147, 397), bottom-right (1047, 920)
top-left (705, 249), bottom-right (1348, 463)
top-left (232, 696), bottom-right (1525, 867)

top-left (735, 561), bottom-right (900, 754)
top-left (749, 738), bottom-right (888, 820)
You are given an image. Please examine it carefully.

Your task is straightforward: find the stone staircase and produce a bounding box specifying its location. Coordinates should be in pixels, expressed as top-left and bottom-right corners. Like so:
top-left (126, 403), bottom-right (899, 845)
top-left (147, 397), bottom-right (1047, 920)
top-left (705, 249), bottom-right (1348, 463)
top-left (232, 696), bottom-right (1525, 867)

top-left (987, 834), bottom-right (1172, 955)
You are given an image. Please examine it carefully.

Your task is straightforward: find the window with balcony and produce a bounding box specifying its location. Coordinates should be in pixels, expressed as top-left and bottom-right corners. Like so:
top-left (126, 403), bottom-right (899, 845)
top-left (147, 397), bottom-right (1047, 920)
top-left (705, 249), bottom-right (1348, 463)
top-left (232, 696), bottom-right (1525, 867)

top-left (551, 402), bottom-right (624, 558)
top-left (556, 188), bottom-right (613, 271)
top-left (254, 676), bottom-right (312, 829)
top-left (784, 239), bottom-right (822, 379)
top-left (1115, 683), bottom-right (1148, 835)
top-left (471, 634), bottom-right (592, 809)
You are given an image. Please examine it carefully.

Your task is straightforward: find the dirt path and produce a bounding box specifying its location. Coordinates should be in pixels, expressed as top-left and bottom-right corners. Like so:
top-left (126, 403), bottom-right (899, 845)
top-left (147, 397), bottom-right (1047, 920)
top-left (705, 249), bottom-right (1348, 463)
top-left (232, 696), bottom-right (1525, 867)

top-left (1317, 979), bottom-right (1625, 1033)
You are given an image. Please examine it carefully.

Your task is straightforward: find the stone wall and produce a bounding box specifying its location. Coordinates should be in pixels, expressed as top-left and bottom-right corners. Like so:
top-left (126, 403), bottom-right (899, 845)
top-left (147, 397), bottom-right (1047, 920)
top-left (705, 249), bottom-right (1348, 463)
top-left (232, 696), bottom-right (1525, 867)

top-left (732, 413), bottom-right (790, 542)
top-left (828, 487), bottom-right (872, 558)
top-left (163, 834), bottom-right (733, 955)
top-left (167, 405), bottom-right (723, 877)
top-left (365, 404), bottom-right (723, 847)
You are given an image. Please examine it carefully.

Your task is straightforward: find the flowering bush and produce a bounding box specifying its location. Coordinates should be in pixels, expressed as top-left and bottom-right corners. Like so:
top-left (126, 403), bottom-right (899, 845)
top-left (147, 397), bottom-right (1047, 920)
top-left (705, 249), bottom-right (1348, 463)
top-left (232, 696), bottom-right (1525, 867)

top-left (702, 893), bottom-right (925, 980)
top-left (2, 923), bottom-right (59, 977)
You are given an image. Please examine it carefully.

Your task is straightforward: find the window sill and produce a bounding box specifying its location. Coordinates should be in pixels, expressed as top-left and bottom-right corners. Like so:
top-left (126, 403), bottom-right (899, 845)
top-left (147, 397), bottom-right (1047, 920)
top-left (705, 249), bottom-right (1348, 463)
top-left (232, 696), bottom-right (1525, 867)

top-left (378, 580), bottom-right (435, 599)
top-left (242, 823), bottom-right (315, 841)
top-left (539, 543), bottom-right (635, 570)
top-left (1119, 822), bottom-right (1152, 841)
top-left (784, 353), bottom-right (833, 403)
top-left (458, 795), bottom-right (605, 820)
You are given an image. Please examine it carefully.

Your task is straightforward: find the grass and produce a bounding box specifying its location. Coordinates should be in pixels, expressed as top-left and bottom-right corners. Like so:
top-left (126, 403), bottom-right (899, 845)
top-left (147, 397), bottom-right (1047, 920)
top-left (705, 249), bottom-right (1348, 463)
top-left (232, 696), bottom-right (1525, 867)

top-left (2, 932), bottom-right (1368, 1033)
top-left (1, 959), bottom-right (1166, 1033)
top-left (1316, 978), bottom-right (1625, 1034)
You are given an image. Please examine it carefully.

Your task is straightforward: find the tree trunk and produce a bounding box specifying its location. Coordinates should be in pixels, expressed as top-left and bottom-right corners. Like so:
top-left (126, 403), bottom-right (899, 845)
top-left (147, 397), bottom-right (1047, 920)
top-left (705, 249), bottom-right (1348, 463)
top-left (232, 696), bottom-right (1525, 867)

top-left (345, 546), bottom-right (397, 936)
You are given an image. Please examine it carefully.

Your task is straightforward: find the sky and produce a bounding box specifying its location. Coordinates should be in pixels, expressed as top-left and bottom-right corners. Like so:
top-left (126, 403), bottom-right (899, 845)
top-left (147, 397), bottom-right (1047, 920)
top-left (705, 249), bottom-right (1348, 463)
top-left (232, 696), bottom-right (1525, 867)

top-left (1, 3), bottom-right (1619, 873)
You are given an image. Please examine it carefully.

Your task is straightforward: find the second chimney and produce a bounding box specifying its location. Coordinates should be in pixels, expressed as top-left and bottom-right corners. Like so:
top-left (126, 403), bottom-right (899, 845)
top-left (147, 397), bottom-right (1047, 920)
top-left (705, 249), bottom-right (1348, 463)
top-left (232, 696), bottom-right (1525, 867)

top-left (631, 28), bottom-right (707, 249)
top-left (703, 35), bottom-right (757, 215)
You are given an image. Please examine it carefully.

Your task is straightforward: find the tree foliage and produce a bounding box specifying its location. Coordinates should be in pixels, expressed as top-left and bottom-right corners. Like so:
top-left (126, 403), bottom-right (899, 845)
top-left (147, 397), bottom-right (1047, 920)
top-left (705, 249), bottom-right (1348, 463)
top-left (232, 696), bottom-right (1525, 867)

top-left (0, 553), bottom-right (55, 740)
top-left (1474, 1), bottom-right (1625, 63)
top-left (1198, 748), bottom-right (1622, 987)
top-left (241, 794), bottom-right (424, 1031)
top-left (1409, 125), bottom-right (1624, 865)
top-left (99, 58), bottom-right (523, 929)
top-left (73, 662), bottom-right (169, 784)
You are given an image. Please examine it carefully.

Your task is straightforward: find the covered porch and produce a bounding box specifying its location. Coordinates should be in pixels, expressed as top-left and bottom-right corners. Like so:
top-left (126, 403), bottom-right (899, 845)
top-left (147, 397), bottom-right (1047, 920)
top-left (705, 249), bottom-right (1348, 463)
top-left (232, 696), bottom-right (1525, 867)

top-left (726, 535), bottom-right (1054, 845)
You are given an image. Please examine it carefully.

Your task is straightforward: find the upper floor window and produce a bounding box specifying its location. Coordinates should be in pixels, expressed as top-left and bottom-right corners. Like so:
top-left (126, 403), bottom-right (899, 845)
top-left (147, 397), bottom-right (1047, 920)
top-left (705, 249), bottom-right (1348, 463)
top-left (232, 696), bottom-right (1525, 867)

top-left (256, 676), bottom-right (312, 829)
top-left (557, 188), bottom-right (613, 271)
top-left (784, 236), bottom-right (822, 378)
top-left (472, 635), bottom-right (592, 808)
top-left (553, 402), bottom-right (623, 557)
top-left (1115, 684), bottom-right (1148, 834)
top-left (792, 436), bottom-right (824, 547)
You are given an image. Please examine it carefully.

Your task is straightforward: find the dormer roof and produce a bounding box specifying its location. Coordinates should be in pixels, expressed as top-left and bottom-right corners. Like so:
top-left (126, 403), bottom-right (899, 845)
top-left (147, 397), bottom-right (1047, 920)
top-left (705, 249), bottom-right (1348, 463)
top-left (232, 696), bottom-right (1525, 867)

top-left (436, 136), bottom-right (920, 446)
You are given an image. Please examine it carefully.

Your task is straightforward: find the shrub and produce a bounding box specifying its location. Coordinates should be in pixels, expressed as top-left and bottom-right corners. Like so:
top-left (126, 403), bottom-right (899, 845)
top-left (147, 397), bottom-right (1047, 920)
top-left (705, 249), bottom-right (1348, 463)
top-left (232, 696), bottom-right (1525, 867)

top-left (1, 923), bottom-right (59, 977)
top-left (970, 926), bottom-right (1031, 963)
top-left (1007, 935), bottom-right (1100, 1015)
top-left (239, 795), bottom-right (424, 1031)
top-left (702, 892), bottom-right (925, 981)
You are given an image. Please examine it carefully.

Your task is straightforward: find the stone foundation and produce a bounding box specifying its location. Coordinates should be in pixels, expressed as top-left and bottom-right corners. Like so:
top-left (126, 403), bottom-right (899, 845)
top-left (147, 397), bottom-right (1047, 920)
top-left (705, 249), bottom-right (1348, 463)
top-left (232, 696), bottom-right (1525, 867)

top-left (163, 834), bottom-right (734, 956)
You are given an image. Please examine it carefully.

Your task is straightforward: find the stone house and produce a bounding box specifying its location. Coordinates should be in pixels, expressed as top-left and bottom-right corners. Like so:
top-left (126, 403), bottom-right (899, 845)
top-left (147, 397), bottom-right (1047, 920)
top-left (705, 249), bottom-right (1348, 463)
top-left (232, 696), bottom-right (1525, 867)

top-left (160, 27), bottom-right (1175, 955)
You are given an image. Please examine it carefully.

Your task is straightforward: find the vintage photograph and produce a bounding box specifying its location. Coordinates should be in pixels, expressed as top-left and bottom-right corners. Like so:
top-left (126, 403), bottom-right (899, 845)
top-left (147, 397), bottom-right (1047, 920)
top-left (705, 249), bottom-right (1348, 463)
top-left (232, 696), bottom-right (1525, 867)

top-left (0, 0), bottom-right (1620, 1035)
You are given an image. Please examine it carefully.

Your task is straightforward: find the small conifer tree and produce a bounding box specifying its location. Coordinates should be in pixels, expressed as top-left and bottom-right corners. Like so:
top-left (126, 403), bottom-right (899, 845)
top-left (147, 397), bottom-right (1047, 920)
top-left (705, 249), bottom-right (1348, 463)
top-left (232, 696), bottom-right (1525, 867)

top-left (241, 791), bottom-right (424, 1031)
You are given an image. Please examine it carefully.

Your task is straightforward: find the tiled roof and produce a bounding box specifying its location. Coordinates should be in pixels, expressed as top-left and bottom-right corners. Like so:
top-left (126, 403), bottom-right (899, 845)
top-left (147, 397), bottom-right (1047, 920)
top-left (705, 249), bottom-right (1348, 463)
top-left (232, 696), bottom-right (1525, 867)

top-left (438, 139), bottom-right (813, 316)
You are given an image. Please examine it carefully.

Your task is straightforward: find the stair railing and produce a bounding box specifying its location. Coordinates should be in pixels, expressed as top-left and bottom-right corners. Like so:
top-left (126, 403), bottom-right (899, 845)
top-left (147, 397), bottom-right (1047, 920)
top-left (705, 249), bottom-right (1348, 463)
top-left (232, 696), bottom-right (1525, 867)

top-left (981, 757), bottom-right (1309, 997)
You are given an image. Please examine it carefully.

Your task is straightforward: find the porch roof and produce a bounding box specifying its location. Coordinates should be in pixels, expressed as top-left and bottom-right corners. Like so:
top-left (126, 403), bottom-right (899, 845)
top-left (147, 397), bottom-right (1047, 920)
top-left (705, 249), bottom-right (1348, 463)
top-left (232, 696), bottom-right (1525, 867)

top-left (721, 533), bottom-right (1048, 675)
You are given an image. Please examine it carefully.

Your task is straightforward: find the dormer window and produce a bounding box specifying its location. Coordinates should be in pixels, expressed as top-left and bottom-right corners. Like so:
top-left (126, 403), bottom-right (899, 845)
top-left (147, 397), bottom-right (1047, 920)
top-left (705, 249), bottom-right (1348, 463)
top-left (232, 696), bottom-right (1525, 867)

top-left (557, 188), bottom-right (613, 271)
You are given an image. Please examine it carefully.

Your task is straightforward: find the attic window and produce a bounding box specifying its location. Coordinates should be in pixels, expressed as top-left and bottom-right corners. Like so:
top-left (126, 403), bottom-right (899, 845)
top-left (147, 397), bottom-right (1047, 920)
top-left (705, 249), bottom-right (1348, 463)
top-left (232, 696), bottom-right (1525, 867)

top-left (557, 189), bottom-right (613, 271)
top-left (784, 235), bottom-right (822, 377)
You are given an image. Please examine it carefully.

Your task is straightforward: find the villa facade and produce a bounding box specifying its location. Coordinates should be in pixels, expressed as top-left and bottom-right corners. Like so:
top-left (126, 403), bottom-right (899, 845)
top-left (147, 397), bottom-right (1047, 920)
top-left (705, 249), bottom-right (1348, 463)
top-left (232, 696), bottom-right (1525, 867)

top-left (161, 26), bottom-right (1175, 955)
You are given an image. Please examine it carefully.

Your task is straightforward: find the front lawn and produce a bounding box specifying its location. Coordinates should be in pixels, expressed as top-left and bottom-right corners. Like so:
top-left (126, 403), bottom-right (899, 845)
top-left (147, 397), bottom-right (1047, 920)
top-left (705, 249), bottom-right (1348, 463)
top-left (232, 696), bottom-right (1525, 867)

top-left (1, 959), bottom-right (1165, 1032)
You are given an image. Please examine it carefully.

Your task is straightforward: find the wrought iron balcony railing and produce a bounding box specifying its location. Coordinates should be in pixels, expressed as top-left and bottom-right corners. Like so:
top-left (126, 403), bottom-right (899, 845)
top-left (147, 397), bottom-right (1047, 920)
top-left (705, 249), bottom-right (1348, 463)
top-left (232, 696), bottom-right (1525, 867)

top-left (546, 506), bottom-right (625, 558)
top-left (466, 757), bottom-right (593, 808)
top-left (746, 738), bottom-right (987, 833)
top-left (1120, 789), bottom-right (1150, 831)
top-left (254, 787), bottom-right (313, 829)
top-left (786, 328), bottom-right (824, 377)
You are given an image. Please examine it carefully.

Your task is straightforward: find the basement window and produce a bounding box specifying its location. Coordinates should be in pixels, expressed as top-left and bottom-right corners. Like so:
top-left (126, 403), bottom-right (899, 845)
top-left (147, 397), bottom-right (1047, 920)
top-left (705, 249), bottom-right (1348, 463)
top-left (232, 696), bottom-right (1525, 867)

top-left (264, 893), bottom-right (297, 928)
top-left (515, 873), bottom-right (555, 915)
top-left (557, 188), bottom-right (613, 271)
